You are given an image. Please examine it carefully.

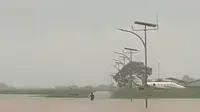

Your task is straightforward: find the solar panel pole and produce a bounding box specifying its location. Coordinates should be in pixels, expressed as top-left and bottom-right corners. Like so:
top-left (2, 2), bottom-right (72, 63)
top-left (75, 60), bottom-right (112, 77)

top-left (118, 21), bottom-right (158, 108)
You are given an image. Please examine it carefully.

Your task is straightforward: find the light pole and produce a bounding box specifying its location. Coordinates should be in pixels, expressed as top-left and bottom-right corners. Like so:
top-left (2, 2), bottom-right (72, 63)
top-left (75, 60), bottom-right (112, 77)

top-left (157, 62), bottom-right (160, 79)
top-left (114, 50), bottom-right (138, 102)
top-left (123, 47), bottom-right (139, 102)
top-left (119, 56), bottom-right (126, 65)
top-left (118, 21), bottom-right (158, 108)
top-left (124, 47), bottom-right (139, 61)
top-left (109, 73), bottom-right (115, 87)
top-left (115, 61), bottom-right (124, 68)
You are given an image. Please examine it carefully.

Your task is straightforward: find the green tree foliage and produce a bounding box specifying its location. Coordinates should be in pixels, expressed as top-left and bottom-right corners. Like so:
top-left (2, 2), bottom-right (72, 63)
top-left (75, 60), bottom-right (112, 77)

top-left (112, 61), bottom-right (152, 88)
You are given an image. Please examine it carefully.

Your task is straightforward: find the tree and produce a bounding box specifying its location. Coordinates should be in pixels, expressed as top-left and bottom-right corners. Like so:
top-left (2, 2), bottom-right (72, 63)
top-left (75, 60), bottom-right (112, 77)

top-left (112, 61), bottom-right (152, 88)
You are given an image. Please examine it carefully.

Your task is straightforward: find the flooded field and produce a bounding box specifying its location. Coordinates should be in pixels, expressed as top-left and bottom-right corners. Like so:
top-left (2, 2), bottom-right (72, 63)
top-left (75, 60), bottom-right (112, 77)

top-left (0, 95), bottom-right (199, 112)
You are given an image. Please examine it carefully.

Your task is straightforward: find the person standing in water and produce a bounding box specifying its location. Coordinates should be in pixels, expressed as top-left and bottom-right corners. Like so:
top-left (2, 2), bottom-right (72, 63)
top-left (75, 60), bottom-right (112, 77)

top-left (89, 92), bottom-right (95, 101)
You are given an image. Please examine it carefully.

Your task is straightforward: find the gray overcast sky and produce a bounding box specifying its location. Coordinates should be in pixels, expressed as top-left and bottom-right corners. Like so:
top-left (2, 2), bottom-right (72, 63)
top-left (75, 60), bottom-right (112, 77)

top-left (0, 0), bottom-right (199, 87)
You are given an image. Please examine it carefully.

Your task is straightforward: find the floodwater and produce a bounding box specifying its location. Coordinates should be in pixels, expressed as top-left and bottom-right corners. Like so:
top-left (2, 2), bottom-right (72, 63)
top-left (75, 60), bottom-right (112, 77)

top-left (0, 95), bottom-right (200, 112)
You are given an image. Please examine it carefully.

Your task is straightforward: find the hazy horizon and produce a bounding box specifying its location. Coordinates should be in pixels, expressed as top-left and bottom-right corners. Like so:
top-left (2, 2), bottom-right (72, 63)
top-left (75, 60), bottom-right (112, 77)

top-left (0, 0), bottom-right (199, 88)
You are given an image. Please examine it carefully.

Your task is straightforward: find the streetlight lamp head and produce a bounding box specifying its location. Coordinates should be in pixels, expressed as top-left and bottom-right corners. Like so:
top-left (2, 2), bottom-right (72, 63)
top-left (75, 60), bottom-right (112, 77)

top-left (124, 47), bottom-right (139, 52)
top-left (117, 28), bottom-right (127, 32)
top-left (134, 21), bottom-right (157, 27)
top-left (117, 28), bottom-right (123, 30)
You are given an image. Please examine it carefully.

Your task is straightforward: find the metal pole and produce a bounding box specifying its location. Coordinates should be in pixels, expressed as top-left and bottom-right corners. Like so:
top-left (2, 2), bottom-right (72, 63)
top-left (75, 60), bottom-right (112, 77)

top-left (144, 25), bottom-right (148, 108)
top-left (110, 74), bottom-right (113, 86)
top-left (130, 50), bottom-right (132, 61)
top-left (130, 76), bottom-right (132, 102)
top-left (118, 21), bottom-right (158, 108)
top-left (123, 48), bottom-right (138, 102)
top-left (119, 56), bottom-right (126, 65)
top-left (158, 62), bottom-right (160, 79)
top-left (130, 50), bottom-right (132, 102)
top-left (116, 63), bottom-right (120, 69)
top-left (144, 25), bottom-right (147, 86)
top-left (123, 57), bottom-right (126, 65)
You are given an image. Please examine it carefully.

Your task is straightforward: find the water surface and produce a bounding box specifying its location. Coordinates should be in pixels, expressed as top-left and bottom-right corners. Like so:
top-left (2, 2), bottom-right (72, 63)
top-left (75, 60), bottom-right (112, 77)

top-left (0, 95), bottom-right (199, 112)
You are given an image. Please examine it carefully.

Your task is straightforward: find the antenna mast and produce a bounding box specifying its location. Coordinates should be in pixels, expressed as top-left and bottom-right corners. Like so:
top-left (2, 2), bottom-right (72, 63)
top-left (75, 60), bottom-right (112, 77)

top-left (158, 62), bottom-right (160, 79)
top-left (156, 12), bottom-right (159, 30)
